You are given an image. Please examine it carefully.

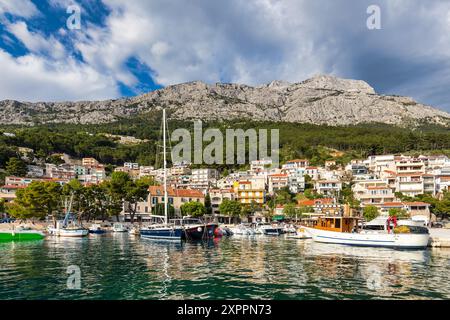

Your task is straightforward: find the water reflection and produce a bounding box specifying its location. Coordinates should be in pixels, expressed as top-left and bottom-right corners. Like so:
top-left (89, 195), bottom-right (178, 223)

top-left (1, 235), bottom-right (450, 299)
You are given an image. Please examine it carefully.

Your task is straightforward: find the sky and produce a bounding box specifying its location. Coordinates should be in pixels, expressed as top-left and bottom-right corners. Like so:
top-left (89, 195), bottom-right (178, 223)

top-left (0, 0), bottom-right (450, 111)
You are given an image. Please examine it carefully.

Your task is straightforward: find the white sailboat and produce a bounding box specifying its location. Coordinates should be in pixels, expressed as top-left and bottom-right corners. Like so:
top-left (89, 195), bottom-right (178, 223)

top-left (47, 195), bottom-right (89, 237)
top-left (140, 109), bottom-right (184, 241)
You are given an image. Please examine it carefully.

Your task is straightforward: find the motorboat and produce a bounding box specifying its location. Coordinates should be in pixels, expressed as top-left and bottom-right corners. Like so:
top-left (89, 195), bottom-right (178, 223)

top-left (304, 216), bottom-right (430, 249)
top-left (230, 224), bottom-right (256, 235)
top-left (254, 222), bottom-right (283, 236)
top-left (112, 223), bottom-right (128, 233)
top-left (287, 226), bottom-right (312, 239)
top-left (282, 224), bottom-right (297, 234)
top-left (88, 224), bottom-right (106, 234)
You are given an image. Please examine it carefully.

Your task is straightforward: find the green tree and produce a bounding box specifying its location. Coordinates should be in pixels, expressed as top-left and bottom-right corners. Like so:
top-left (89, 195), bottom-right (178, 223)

top-left (219, 199), bottom-right (242, 224)
top-left (123, 177), bottom-right (151, 223)
top-left (7, 181), bottom-right (61, 220)
top-left (388, 208), bottom-right (409, 219)
top-left (282, 203), bottom-right (297, 218)
top-left (0, 198), bottom-right (5, 214)
top-left (204, 194), bottom-right (212, 215)
top-left (363, 205), bottom-right (379, 222)
top-left (153, 203), bottom-right (175, 218)
top-left (5, 157), bottom-right (28, 177)
top-left (46, 154), bottom-right (65, 165)
top-left (180, 201), bottom-right (206, 217)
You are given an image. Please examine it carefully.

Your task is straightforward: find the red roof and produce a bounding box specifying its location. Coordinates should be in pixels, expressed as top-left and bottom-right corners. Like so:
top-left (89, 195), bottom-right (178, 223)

top-left (148, 186), bottom-right (203, 198)
top-left (298, 198), bottom-right (335, 206)
top-left (381, 202), bottom-right (404, 207)
top-left (269, 174), bottom-right (288, 177)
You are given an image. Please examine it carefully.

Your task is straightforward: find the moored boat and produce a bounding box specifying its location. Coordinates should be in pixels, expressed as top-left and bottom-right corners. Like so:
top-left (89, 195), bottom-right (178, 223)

top-left (112, 223), bottom-right (128, 233)
top-left (0, 227), bottom-right (45, 242)
top-left (140, 224), bottom-right (184, 240)
top-left (287, 226), bottom-right (312, 239)
top-left (230, 224), bottom-right (256, 235)
top-left (304, 216), bottom-right (430, 249)
top-left (254, 222), bottom-right (283, 236)
top-left (174, 218), bottom-right (218, 240)
top-left (89, 224), bottom-right (106, 234)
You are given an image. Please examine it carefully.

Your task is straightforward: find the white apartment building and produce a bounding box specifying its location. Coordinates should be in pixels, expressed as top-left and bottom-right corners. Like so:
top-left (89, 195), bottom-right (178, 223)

top-left (353, 182), bottom-right (396, 207)
top-left (190, 168), bottom-right (219, 190)
top-left (364, 154), bottom-right (396, 175)
top-left (124, 162), bottom-right (139, 170)
top-left (268, 173), bottom-right (288, 194)
top-left (395, 173), bottom-right (425, 197)
top-left (314, 180), bottom-right (342, 196)
top-left (209, 189), bottom-right (236, 215)
top-left (395, 158), bottom-right (426, 174)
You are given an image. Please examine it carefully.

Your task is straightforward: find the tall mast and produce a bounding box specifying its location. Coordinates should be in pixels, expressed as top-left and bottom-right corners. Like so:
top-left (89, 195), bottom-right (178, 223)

top-left (163, 108), bottom-right (168, 224)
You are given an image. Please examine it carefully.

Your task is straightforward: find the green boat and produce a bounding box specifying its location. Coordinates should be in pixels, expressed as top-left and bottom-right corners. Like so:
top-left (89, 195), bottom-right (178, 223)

top-left (0, 229), bottom-right (45, 242)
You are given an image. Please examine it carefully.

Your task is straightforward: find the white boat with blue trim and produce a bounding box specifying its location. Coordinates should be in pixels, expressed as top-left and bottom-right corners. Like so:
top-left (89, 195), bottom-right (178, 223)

top-left (304, 216), bottom-right (429, 249)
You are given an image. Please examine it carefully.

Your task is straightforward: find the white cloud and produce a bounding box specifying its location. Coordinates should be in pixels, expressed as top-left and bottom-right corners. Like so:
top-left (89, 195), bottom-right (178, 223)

top-left (0, 49), bottom-right (119, 101)
top-left (1, 0), bottom-right (450, 109)
top-left (6, 21), bottom-right (66, 59)
top-left (0, 0), bottom-right (39, 18)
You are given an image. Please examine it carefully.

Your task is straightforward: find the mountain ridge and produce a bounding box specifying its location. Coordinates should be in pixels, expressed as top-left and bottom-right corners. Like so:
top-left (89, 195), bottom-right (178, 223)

top-left (1, 75), bottom-right (449, 127)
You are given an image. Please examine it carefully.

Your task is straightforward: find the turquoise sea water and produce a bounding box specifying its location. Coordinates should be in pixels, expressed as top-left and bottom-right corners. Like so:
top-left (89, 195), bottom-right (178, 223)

top-left (1, 234), bottom-right (450, 300)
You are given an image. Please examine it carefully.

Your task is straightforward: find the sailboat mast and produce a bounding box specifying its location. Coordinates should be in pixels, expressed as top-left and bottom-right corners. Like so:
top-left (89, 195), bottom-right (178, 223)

top-left (163, 108), bottom-right (168, 224)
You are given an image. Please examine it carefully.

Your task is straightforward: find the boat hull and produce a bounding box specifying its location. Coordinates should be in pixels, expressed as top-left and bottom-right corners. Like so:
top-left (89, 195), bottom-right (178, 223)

top-left (140, 227), bottom-right (184, 240)
top-left (0, 230), bottom-right (45, 241)
top-left (304, 227), bottom-right (429, 249)
top-left (183, 224), bottom-right (218, 240)
top-left (48, 228), bottom-right (89, 237)
top-left (261, 228), bottom-right (283, 236)
top-left (89, 229), bottom-right (106, 234)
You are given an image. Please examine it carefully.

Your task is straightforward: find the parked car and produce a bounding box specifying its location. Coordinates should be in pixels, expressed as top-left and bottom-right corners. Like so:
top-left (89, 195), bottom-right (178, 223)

top-left (0, 218), bottom-right (16, 223)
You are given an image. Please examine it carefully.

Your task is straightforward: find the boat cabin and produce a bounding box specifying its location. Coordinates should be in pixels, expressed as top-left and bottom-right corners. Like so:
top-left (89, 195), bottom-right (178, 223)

top-left (315, 216), bottom-right (359, 233)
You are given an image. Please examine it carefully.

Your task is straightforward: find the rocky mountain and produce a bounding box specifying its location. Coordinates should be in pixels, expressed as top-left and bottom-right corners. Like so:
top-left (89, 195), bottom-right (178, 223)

top-left (1, 75), bottom-right (449, 126)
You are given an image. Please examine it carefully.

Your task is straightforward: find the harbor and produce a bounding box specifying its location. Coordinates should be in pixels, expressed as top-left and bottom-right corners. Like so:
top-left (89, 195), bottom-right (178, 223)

top-left (1, 231), bottom-right (450, 300)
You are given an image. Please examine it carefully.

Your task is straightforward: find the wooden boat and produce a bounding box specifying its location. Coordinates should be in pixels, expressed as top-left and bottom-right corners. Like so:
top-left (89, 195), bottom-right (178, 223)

top-left (304, 216), bottom-right (430, 249)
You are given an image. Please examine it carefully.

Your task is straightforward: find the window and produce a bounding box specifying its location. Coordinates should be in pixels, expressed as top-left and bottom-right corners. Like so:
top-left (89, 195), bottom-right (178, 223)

top-left (335, 219), bottom-right (341, 229)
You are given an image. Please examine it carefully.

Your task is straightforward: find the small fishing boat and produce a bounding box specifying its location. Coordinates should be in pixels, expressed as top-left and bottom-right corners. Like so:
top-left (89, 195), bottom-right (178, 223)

top-left (0, 227), bottom-right (45, 242)
top-left (47, 195), bottom-right (89, 237)
top-left (112, 223), bottom-right (128, 233)
top-left (304, 216), bottom-right (430, 249)
top-left (89, 224), bottom-right (106, 234)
